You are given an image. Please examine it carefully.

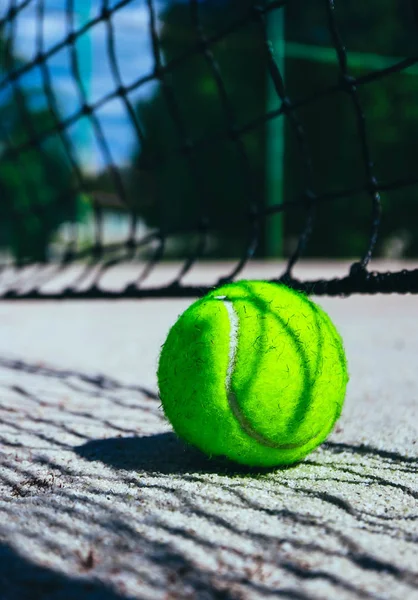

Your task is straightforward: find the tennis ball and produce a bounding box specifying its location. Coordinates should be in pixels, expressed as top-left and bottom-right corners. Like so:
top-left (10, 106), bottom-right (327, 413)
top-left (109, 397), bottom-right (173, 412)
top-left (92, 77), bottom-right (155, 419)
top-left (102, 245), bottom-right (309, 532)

top-left (158, 280), bottom-right (349, 467)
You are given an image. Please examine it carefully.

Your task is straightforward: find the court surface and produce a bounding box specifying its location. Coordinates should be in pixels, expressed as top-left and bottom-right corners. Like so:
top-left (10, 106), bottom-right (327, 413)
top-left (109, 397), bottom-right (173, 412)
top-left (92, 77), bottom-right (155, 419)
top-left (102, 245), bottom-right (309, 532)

top-left (0, 261), bottom-right (417, 600)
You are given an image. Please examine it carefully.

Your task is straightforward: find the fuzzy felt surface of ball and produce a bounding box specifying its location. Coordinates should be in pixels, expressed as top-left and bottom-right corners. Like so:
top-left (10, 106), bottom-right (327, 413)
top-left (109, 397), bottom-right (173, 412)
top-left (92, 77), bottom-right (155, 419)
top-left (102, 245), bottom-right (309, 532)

top-left (157, 280), bottom-right (349, 467)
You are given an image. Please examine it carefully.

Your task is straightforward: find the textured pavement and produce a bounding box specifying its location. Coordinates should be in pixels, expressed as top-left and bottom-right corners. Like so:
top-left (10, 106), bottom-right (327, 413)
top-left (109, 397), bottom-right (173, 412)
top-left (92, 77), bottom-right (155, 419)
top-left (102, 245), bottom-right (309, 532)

top-left (0, 261), bottom-right (417, 600)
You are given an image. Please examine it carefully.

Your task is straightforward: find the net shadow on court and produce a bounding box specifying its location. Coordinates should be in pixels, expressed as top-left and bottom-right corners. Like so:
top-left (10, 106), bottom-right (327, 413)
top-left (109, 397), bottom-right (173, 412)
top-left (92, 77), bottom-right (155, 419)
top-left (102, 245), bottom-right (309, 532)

top-left (0, 357), bottom-right (417, 599)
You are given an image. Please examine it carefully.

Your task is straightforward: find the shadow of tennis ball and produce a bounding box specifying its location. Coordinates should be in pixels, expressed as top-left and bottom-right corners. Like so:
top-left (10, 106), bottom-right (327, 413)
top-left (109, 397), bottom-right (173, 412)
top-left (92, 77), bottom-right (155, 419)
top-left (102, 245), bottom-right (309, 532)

top-left (75, 433), bottom-right (290, 476)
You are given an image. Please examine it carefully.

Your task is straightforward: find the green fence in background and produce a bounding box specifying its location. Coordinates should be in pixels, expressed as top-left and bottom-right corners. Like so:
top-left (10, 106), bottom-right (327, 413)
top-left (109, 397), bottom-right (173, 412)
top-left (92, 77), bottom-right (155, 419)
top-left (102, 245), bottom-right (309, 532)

top-left (266, 11), bottom-right (418, 258)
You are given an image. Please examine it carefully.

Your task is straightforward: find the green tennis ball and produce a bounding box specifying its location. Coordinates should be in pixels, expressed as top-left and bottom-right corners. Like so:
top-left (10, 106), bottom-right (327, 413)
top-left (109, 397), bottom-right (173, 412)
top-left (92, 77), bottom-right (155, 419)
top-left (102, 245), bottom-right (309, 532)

top-left (158, 280), bottom-right (349, 467)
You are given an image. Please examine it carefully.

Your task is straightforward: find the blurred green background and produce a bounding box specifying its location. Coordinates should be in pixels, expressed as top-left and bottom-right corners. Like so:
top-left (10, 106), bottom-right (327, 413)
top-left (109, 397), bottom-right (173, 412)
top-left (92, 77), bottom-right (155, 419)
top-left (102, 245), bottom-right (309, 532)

top-left (1, 0), bottom-right (417, 262)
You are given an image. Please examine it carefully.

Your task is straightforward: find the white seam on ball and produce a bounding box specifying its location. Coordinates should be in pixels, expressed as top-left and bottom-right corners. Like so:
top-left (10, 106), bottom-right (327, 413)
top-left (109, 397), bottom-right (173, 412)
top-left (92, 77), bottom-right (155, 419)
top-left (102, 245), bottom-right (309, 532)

top-left (215, 295), bottom-right (314, 451)
top-left (214, 296), bottom-right (238, 392)
top-left (215, 295), bottom-right (281, 449)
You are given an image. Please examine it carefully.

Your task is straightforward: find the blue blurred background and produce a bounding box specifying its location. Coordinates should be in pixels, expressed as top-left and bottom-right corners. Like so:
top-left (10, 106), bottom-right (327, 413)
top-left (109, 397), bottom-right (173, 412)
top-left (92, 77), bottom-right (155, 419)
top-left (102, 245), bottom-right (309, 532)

top-left (0, 0), bottom-right (417, 262)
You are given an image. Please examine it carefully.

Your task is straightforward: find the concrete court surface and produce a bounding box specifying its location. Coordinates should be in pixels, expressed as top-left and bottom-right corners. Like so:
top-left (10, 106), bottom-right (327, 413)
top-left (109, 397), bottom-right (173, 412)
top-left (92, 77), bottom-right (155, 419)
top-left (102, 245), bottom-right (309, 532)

top-left (0, 260), bottom-right (417, 600)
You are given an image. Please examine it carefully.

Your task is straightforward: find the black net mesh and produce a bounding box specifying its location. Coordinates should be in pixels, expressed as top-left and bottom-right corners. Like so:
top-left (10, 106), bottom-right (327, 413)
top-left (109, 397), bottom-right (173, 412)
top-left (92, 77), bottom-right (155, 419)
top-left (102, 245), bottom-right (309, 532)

top-left (1, 0), bottom-right (418, 299)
